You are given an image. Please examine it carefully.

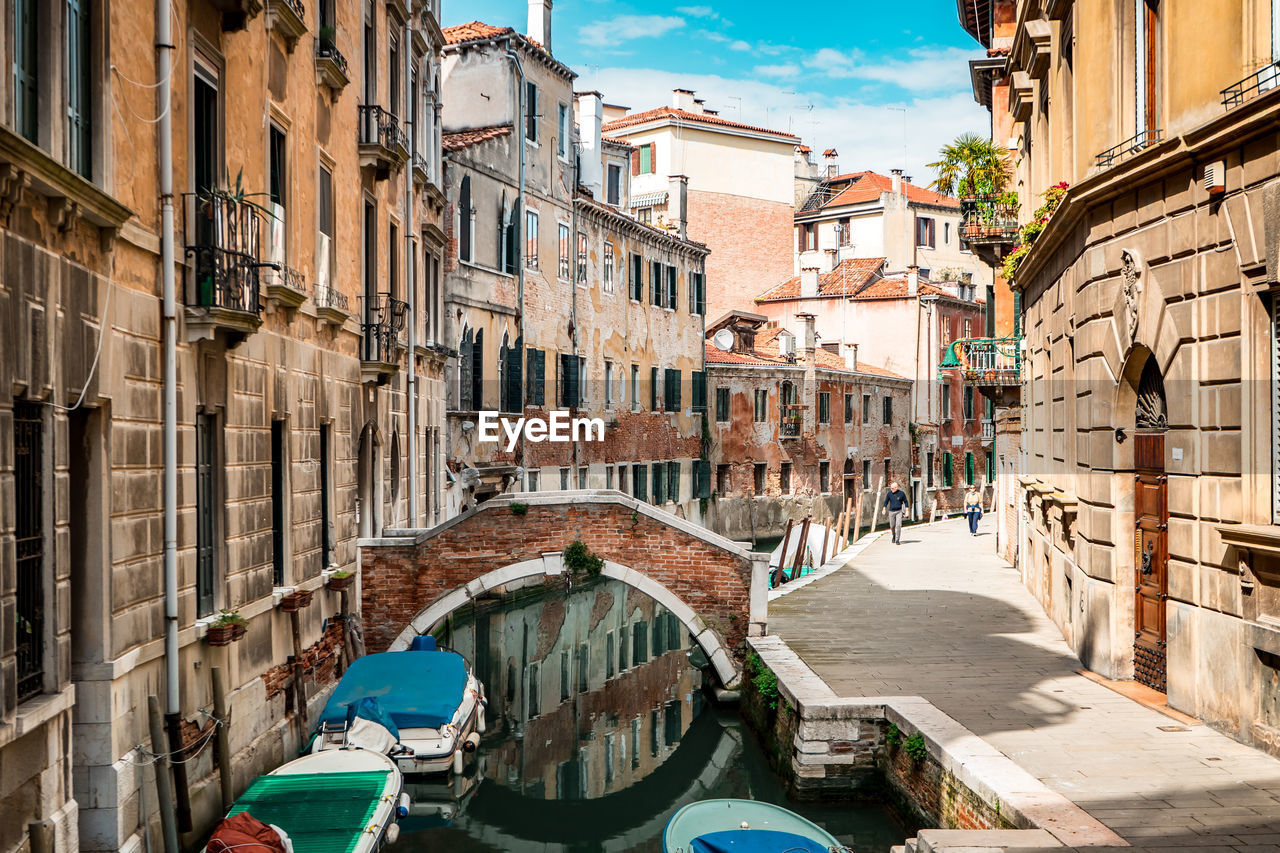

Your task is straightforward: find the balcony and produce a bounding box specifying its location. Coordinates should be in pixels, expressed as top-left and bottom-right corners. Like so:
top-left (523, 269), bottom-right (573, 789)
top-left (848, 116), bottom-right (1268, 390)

top-left (412, 152), bottom-right (429, 186)
top-left (1222, 61), bottom-right (1280, 110)
top-left (358, 106), bottom-right (408, 179)
top-left (266, 0), bottom-right (306, 51)
top-left (982, 418), bottom-right (995, 443)
top-left (780, 404), bottom-right (803, 439)
top-left (1095, 129), bottom-right (1163, 169)
top-left (314, 40), bottom-right (350, 96)
top-left (960, 195), bottom-right (1019, 265)
top-left (939, 337), bottom-right (1022, 405)
top-left (265, 262), bottom-right (308, 311)
top-left (360, 293), bottom-right (408, 384)
top-left (183, 195), bottom-right (265, 343)
top-left (313, 280), bottom-right (349, 329)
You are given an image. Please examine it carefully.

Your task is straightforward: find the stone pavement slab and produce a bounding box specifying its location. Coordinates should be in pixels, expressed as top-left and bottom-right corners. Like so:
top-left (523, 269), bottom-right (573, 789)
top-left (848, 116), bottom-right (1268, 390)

top-left (768, 519), bottom-right (1280, 851)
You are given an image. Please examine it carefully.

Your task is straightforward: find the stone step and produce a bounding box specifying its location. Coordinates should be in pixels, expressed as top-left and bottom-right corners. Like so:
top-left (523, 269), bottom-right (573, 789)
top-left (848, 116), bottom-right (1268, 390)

top-left (889, 845), bottom-right (908, 853)
top-left (904, 838), bottom-right (920, 853)
top-left (914, 829), bottom-right (1063, 853)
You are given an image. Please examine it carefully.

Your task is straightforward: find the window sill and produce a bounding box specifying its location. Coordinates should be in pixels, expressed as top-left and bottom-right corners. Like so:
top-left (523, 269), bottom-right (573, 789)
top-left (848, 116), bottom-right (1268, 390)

top-left (1, 684), bottom-right (75, 749)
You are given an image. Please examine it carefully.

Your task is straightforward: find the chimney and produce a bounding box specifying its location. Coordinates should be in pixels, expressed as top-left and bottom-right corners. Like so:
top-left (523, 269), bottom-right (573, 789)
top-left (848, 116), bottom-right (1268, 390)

top-left (800, 268), bottom-right (820, 298)
top-left (668, 174), bottom-right (688, 239)
top-left (891, 168), bottom-right (903, 194)
top-left (907, 265), bottom-right (919, 297)
top-left (527, 0), bottom-right (552, 52)
top-left (823, 148), bottom-right (839, 179)
top-left (796, 313), bottom-right (817, 357)
top-left (672, 88), bottom-right (697, 111)
top-left (575, 91), bottom-right (604, 200)
top-left (692, 97), bottom-right (707, 114)
top-left (845, 342), bottom-right (859, 372)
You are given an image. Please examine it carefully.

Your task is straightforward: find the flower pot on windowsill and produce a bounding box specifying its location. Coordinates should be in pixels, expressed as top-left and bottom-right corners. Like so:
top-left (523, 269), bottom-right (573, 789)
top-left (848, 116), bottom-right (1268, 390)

top-left (280, 589), bottom-right (313, 612)
top-left (327, 572), bottom-right (354, 592)
top-left (207, 625), bottom-right (235, 646)
top-left (231, 623), bottom-right (247, 641)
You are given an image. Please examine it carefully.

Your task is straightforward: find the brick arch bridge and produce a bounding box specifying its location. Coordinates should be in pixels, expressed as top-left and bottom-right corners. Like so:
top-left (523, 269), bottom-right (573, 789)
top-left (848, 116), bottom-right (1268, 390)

top-left (358, 491), bottom-right (769, 687)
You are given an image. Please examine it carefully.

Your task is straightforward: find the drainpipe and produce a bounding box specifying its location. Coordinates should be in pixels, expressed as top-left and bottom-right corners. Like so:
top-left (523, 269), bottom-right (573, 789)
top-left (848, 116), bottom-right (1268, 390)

top-left (406, 19), bottom-right (417, 526)
top-left (156, 0), bottom-right (190, 835)
top-left (505, 41), bottom-right (527, 475)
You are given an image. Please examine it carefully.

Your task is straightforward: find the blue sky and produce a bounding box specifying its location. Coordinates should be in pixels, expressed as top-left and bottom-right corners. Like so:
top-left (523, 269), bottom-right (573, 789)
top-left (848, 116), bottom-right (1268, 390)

top-left (442, 0), bottom-right (990, 183)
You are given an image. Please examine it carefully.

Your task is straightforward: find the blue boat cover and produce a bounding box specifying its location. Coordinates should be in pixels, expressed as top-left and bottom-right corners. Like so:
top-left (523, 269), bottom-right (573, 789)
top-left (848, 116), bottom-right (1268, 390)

top-left (410, 635), bottom-right (438, 651)
top-left (691, 830), bottom-right (831, 853)
top-left (347, 695), bottom-right (399, 739)
top-left (319, 651), bottom-right (468, 730)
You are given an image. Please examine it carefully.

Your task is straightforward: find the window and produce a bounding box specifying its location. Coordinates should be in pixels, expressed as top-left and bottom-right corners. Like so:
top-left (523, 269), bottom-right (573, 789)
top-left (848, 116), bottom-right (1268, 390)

top-left (525, 209), bottom-right (539, 269)
top-left (617, 464), bottom-right (627, 493)
top-left (470, 329), bottom-right (484, 410)
top-left (861, 393), bottom-right (871, 423)
top-left (818, 392), bottom-right (830, 424)
top-left (844, 393), bottom-right (854, 423)
top-left (603, 242), bottom-right (615, 292)
top-left (389, 223), bottom-right (399, 301)
top-left (67, 0), bottom-right (92, 177)
top-left (837, 217), bottom-right (851, 247)
top-left (819, 461), bottom-right (830, 492)
top-left (963, 318), bottom-right (971, 339)
top-left (1136, 0), bottom-right (1159, 135)
top-left (941, 383), bottom-right (951, 419)
top-left (320, 423), bottom-right (333, 568)
top-left (650, 261), bottom-right (662, 306)
top-left (667, 265), bottom-right (677, 309)
top-left (193, 59), bottom-right (221, 201)
top-left (754, 389), bottom-right (768, 423)
top-left (271, 420), bottom-right (289, 586)
top-left (963, 386), bottom-right (975, 421)
top-left (633, 142), bottom-right (655, 174)
top-left (558, 223), bottom-right (571, 279)
top-left (882, 396), bottom-right (892, 425)
top-left (691, 371), bottom-right (706, 413)
top-left (605, 360), bottom-right (614, 409)
top-left (501, 335), bottom-right (522, 413)
top-left (664, 369), bottom-right (682, 411)
top-left (667, 461), bottom-right (681, 502)
top-left (606, 467), bottom-right (614, 489)
top-left (633, 463), bottom-right (648, 501)
top-left (965, 452), bottom-right (976, 486)
top-left (926, 451), bottom-right (935, 487)
top-left (986, 396), bottom-right (995, 420)
top-left (13, 0), bottom-right (38, 143)
top-left (916, 216), bottom-right (936, 248)
top-left (14, 401), bottom-right (44, 700)
top-left (557, 103), bottom-right (569, 158)
top-left (715, 387), bottom-right (730, 422)
top-left (389, 33), bottom-right (401, 115)
top-left (862, 458), bottom-right (871, 487)
top-left (986, 451), bottom-right (996, 484)
top-left (780, 462), bottom-right (792, 493)
top-left (630, 364), bottom-right (639, 411)
top-left (630, 253), bottom-right (644, 301)
top-left (527, 469), bottom-right (539, 491)
top-left (753, 463), bottom-right (766, 493)
top-left (458, 176), bottom-right (473, 262)
top-left (268, 125), bottom-right (287, 263)
top-left (652, 462), bottom-right (666, 504)
top-left (943, 452), bottom-right (954, 487)
top-left (525, 81), bottom-right (539, 142)
top-left (318, 164), bottom-right (335, 288)
top-left (578, 467), bottom-right (588, 489)
top-left (560, 467), bottom-right (570, 490)
top-left (944, 222), bottom-right (951, 244)
top-left (498, 200), bottom-right (518, 274)
top-left (363, 12), bottom-right (376, 102)
top-left (558, 353), bottom-right (584, 408)
top-left (694, 460), bottom-right (712, 499)
top-left (689, 271), bottom-right (705, 316)
top-left (526, 348), bottom-right (546, 406)
top-left (650, 366), bottom-right (659, 410)
top-left (607, 164), bottom-right (622, 205)
top-left (577, 231), bottom-right (588, 284)
top-left (195, 411), bottom-right (217, 619)
top-left (716, 464), bottom-right (730, 493)
top-left (798, 223), bottom-right (816, 252)
top-left (883, 458), bottom-right (890, 486)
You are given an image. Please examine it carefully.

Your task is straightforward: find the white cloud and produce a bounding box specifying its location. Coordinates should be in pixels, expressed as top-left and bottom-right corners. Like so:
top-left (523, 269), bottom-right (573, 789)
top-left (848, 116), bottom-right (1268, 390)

top-left (754, 63), bottom-right (801, 79)
top-left (728, 40), bottom-right (752, 51)
top-left (676, 5), bottom-right (717, 18)
top-left (579, 66), bottom-right (988, 182)
top-left (802, 46), bottom-right (982, 93)
top-left (578, 15), bottom-right (686, 45)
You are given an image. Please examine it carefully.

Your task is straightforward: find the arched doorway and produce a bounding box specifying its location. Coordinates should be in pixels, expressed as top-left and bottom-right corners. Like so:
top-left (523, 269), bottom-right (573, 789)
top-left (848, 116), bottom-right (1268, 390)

top-left (1132, 355), bottom-right (1168, 692)
top-left (357, 422), bottom-right (383, 539)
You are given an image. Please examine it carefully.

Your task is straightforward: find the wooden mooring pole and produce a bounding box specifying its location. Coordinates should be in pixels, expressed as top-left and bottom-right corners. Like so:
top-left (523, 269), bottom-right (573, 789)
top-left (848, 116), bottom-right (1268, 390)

top-left (211, 666), bottom-right (234, 814)
top-left (148, 695), bottom-right (180, 853)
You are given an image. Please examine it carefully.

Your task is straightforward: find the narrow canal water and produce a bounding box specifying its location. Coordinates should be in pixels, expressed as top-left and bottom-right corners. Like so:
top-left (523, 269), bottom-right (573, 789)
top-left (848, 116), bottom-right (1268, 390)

top-left (399, 577), bottom-right (908, 852)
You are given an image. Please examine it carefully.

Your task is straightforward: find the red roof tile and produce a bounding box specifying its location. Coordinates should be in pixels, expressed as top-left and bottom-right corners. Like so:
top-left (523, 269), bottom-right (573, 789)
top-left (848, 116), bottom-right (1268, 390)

top-left (443, 124), bottom-right (513, 152)
top-left (601, 107), bottom-right (798, 142)
top-left (849, 278), bottom-right (951, 300)
top-left (756, 258), bottom-right (887, 302)
top-left (812, 171), bottom-right (960, 210)
top-left (443, 21), bottom-right (513, 45)
top-left (703, 336), bottom-right (904, 379)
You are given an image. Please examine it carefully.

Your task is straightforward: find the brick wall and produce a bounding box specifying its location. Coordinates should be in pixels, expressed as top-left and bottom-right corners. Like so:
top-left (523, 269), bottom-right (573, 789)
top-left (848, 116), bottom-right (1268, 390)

top-left (686, 190), bottom-right (794, 317)
top-left (360, 500), bottom-right (754, 654)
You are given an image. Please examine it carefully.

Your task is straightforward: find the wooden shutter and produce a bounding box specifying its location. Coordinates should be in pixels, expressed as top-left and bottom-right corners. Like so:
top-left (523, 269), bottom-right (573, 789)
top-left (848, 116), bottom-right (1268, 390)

top-left (943, 452), bottom-right (953, 486)
top-left (631, 149), bottom-right (641, 176)
top-left (471, 329), bottom-right (484, 409)
top-left (634, 464), bottom-right (647, 501)
top-left (650, 261), bottom-right (661, 306)
top-left (504, 337), bottom-right (523, 412)
top-left (650, 366), bottom-right (659, 410)
top-left (696, 460), bottom-right (711, 499)
top-left (459, 330), bottom-right (474, 410)
top-left (667, 266), bottom-right (677, 309)
top-left (668, 461), bottom-right (680, 502)
top-left (652, 463), bottom-right (664, 504)
top-left (458, 177), bottom-right (472, 261)
top-left (691, 371), bottom-right (706, 412)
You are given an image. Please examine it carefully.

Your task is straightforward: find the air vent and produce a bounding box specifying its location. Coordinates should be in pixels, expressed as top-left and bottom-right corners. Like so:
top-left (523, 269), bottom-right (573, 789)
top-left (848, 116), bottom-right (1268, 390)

top-left (1203, 161), bottom-right (1225, 196)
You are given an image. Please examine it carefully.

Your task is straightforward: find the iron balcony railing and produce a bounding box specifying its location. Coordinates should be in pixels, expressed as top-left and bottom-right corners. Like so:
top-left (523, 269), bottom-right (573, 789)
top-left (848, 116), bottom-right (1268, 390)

top-left (183, 194), bottom-right (265, 314)
top-left (1095, 129), bottom-right (1163, 169)
top-left (1222, 61), bottom-right (1280, 109)
top-left (780, 403), bottom-right (802, 438)
top-left (939, 337), bottom-right (1022, 385)
top-left (982, 419), bottom-right (995, 441)
top-left (316, 39), bottom-right (348, 71)
top-left (959, 195), bottom-right (1019, 246)
top-left (314, 280), bottom-right (349, 313)
top-left (358, 105), bottom-right (408, 158)
top-left (361, 293), bottom-right (408, 364)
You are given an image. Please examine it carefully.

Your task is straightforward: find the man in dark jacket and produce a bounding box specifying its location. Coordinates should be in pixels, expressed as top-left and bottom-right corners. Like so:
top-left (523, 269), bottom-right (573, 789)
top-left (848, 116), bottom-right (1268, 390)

top-left (883, 482), bottom-right (909, 544)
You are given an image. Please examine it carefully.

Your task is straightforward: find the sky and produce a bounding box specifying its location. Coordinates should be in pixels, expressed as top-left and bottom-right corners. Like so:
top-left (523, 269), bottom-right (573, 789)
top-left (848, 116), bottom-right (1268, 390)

top-left (441, 0), bottom-right (991, 185)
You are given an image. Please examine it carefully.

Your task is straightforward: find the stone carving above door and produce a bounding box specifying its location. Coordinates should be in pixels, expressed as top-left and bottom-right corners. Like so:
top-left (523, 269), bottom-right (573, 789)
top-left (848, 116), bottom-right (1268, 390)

top-left (1121, 249), bottom-right (1143, 341)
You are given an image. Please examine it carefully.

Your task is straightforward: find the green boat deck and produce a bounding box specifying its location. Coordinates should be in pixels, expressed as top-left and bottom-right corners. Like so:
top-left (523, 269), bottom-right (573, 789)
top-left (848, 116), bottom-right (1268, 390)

top-left (227, 771), bottom-right (389, 853)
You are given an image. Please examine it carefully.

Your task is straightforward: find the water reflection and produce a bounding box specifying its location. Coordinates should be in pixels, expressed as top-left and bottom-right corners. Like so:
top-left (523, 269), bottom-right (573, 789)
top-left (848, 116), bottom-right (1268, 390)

top-left (402, 578), bottom-right (906, 852)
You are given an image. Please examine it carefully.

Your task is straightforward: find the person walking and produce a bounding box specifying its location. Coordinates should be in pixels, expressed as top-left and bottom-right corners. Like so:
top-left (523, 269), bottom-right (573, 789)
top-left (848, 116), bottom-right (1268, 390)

top-left (883, 482), bottom-right (909, 545)
top-left (964, 485), bottom-right (983, 536)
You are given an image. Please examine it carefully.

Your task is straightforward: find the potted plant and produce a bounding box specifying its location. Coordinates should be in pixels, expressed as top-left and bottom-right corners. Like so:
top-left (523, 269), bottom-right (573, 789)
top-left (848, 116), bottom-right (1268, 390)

top-left (207, 609), bottom-right (244, 646)
top-left (280, 588), bottom-right (314, 612)
top-left (327, 569), bottom-right (354, 591)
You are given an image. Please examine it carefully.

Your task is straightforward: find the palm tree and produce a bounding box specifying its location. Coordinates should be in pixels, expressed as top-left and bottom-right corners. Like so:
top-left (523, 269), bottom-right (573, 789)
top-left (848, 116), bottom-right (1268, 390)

top-left (928, 134), bottom-right (1011, 198)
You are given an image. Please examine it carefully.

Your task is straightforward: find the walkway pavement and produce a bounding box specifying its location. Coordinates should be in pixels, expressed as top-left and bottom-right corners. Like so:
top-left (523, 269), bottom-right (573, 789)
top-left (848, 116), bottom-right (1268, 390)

top-left (768, 519), bottom-right (1280, 852)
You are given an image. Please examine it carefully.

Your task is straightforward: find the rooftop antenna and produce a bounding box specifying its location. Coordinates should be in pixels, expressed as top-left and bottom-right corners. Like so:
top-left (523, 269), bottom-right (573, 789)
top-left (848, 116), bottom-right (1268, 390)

top-left (727, 96), bottom-right (743, 118)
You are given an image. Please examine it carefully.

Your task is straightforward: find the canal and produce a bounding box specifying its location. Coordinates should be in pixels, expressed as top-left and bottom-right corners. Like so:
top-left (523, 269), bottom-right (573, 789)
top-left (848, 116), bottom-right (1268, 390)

top-left (399, 577), bottom-right (909, 852)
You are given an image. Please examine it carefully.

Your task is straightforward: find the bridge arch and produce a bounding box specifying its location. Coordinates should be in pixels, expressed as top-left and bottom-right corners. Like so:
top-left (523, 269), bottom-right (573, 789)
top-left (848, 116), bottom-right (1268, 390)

top-left (359, 491), bottom-right (770, 688)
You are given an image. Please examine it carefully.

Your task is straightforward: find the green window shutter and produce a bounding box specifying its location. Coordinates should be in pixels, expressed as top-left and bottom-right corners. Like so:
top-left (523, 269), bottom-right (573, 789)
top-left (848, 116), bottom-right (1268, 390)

top-left (650, 366), bottom-right (659, 410)
top-left (965, 452), bottom-right (975, 485)
top-left (650, 261), bottom-right (662, 306)
top-left (459, 330), bottom-right (474, 410)
top-left (13, 0), bottom-right (38, 143)
top-left (634, 464), bottom-right (647, 502)
top-left (986, 451), bottom-right (995, 483)
top-left (696, 460), bottom-right (711, 498)
top-left (652, 463), bottom-right (664, 504)
top-left (668, 461), bottom-right (680, 502)
top-left (692, 371), bottom-right (706, 412)
top-left (667, 266), bottom-right (677, 309)
top-left (67, 0), bottom-right (91, 177)
top-left (943, 452), bottom-right (954, 487)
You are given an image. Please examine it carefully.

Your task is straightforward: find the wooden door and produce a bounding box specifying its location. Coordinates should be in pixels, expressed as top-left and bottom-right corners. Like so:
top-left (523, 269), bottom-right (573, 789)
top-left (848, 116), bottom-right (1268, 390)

top-left (1133, 432), bottom-right (1167, 692)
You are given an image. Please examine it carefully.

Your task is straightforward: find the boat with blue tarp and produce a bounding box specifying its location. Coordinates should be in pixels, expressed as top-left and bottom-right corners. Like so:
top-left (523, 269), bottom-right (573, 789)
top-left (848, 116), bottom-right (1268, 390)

top-left (663, 799), bottom-right (846, 852)
top-left (311, 637), bottom-right (487, 776)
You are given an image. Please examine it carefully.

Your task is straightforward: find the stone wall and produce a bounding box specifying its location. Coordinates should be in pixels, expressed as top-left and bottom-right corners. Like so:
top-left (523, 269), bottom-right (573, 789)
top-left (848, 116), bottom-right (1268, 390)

top-left (686, 189), bottom-right (794, 318)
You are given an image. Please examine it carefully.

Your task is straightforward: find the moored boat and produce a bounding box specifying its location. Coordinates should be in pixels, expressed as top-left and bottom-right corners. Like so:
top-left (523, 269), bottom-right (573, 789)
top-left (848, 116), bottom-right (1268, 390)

top-left (312, 637), bottom-right (487, 776)
top-left (663, 799), bottom-right (844, 853)
top-left (206, 747), bottom-right (406, 853)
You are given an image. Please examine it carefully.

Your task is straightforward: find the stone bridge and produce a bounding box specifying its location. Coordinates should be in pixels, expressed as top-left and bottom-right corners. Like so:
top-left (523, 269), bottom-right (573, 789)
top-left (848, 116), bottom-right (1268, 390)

top-left (357, 491), bottom-right (769, 687)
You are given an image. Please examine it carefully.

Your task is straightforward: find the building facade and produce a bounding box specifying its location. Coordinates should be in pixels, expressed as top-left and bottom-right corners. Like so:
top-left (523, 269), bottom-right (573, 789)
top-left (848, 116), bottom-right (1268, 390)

top-left (703, 311), bottom-right (912, 542)
top-left (440, 14), bottom-right (711, 521)
top-left (601, 91), bottom-right (798, 318)
top-left (0, 0), bottom-right (446, 850)
top-left (972, 0), bottom-right (1280, 755)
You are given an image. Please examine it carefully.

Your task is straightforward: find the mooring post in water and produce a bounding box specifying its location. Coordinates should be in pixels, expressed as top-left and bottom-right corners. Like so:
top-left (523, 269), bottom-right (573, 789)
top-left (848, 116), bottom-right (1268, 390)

top-left (27, 820), bottom-right (53, 853)
top-left (790, 516), bottom-right (811, 580)
top-left (853, 491), bottom-right (864, 543)
top-left (869, 477), bottom-right (885, 533)
top-left (164, 711), bottom-right (192, 832)
top-left (747, 488), bottom-right (757, 547)
top-left (773, 518), bottom-right (794, 587)
top-left (290, 609), bottom-right (308, 735)
top-left (211, 666), bottom-right (234, 813)
top-left (148, 695), bottom-right (180, 853)
top-left (840, 498), bottom-right (853, 549)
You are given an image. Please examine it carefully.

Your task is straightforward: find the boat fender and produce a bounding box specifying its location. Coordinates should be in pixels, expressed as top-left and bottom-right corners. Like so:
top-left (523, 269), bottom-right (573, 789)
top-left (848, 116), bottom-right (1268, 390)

top-left (397, 793), bottom-right (411, 818)
top-left (476, 704), bottom-right (486, 734)
top-left (463, 732), bottom-right (480, 752)
top-left (385, 823), bottom-right (401, 845)
top-left (452, 748), bottom-right (464, 775)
